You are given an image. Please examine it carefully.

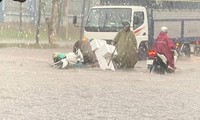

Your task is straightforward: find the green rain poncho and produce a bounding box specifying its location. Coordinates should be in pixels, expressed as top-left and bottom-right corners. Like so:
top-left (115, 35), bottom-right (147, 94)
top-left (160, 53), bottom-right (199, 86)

top-left (113, 29), bottom-right (138, 69)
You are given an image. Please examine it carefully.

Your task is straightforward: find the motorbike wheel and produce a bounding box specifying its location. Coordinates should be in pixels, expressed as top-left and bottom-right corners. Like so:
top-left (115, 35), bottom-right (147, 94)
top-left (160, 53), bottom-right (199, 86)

top-left (155, 65), bottom-right (165, 74)
top-left (150, 65), bottom-right (165, 74)
top-left (51, 61), bottom-right (63, 69)
top-left (149, 65), bottom-right (155, 73)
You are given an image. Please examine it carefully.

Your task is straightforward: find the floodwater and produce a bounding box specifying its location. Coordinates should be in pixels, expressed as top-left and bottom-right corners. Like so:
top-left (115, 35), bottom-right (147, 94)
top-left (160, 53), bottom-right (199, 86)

top-left (0, 47), bottom-right (200, 119)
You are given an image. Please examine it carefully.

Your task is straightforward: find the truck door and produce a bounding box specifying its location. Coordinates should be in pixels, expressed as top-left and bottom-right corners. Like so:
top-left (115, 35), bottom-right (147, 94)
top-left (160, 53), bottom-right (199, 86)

top-left (133, 11), bottom-right (146, 37)
top-left (132, 10), bottom-right (148, 60)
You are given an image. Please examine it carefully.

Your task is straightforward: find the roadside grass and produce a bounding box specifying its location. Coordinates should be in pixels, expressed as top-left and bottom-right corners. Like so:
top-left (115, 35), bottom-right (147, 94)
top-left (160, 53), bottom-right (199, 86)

top-left (0, 22), bottom-right (80, 49)
top-left (0, 43), bottom-right (62, 49)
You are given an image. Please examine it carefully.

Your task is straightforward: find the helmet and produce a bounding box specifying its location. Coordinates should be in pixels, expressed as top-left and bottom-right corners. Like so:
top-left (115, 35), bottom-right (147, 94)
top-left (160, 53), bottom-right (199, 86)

top-left (122, 20), bottom-right (130, 28)
top-left (161, 26), bottom-right (168, 33)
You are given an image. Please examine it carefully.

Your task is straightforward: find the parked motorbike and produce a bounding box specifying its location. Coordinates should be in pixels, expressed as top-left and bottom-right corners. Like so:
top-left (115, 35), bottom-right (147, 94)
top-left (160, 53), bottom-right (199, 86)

top-left (180, 42), bottom-right (191, 57)
top-left (174, 39), bottom-right (190, 57)
top-left (147, 49), bottom-right (177, 74)
top-left (193, 40), bottom-right (200, 56)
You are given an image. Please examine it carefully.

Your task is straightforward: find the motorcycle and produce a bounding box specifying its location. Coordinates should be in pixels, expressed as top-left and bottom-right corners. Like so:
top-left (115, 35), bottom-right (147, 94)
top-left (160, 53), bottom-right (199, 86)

top-left (51, 49), bottom-right (84, 69)
top-left (147, 49), bottom-right (178, 74)
top-left (180, 42), bottom-right (191, 57)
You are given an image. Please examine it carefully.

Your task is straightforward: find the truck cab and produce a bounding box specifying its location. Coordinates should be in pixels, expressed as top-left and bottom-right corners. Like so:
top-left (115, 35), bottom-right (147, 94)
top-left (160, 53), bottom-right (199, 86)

top-left (84, 6), bottom-right (148, 48)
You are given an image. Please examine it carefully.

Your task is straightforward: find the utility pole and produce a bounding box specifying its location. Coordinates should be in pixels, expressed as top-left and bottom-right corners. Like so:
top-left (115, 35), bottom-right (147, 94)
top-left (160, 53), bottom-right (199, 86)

top-left (80, 0), bottom-right (86, 41)
top-left (88, 0), bottom-right (91, 13)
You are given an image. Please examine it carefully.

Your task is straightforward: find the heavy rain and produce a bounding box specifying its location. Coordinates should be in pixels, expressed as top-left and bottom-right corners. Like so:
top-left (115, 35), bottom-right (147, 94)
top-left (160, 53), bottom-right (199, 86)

top-left (0, 0), bottom-right (200, 119)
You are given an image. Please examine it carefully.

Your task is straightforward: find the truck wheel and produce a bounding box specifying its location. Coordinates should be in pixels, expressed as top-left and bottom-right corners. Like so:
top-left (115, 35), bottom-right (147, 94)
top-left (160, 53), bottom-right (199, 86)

top-left (138, 42), bottom-right (148, 61)
top-left (194, 46), bottom-right (200, 56)
top-left (194, 50), bottom-right (198, 56)
top-left (194, 50), bottom-right (200, 56)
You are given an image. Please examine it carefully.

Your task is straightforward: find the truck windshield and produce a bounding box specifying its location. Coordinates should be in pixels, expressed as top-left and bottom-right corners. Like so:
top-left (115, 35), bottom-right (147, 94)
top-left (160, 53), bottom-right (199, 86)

top-left (85, 8), bottom-right (132, 32)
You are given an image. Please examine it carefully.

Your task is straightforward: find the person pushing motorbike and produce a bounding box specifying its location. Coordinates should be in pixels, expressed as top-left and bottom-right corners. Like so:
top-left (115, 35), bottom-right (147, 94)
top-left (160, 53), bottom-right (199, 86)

top-left (112, 20), bottom-right (138, 69)
top-left (152, 26), bottom-right (176, 72)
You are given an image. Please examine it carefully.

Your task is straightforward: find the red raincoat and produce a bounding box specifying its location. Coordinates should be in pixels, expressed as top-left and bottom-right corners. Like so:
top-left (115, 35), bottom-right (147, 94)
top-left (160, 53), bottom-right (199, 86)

top-left (152, 32), bottom-right (176, 69)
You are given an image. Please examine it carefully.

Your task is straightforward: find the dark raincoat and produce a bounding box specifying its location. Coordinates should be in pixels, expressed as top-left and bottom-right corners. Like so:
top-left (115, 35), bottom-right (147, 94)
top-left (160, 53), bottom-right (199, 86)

top-left (73, 40), bottom-right (97, 65)
top-left (152, 32), bottom-right (176, 69)
top-left (113, 29), bottom-right (138, 69)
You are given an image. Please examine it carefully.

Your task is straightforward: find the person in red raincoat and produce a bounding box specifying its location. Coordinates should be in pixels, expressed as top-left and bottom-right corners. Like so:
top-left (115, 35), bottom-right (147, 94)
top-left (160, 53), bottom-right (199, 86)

top-left (152, 26), bottom-right (176, 70)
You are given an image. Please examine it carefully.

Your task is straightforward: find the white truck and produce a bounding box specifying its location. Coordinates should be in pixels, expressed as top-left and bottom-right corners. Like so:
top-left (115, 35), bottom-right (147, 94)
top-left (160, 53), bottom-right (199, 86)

top-left (73, 5), bottom-right (200, 58)
top-left (73, 6), bottom-right (149, 60)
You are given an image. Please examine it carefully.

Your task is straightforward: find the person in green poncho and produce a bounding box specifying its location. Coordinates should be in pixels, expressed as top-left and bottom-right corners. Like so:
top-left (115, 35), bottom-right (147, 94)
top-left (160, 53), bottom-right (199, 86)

top-left (113, 20), bottom-right (138, 69)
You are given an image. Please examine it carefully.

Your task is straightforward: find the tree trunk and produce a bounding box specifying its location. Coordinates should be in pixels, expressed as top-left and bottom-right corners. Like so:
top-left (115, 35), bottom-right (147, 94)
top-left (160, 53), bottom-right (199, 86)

top-left (49, 0), bottom-right (58, 45)
top-left (56, 0), bottom-right (63, 34)
top-left (64, 0), bottom-right (68, 40)
top-left (19, 3), bottom-right (23, 33)
top-left (36, 0), bottom-right (42, 44)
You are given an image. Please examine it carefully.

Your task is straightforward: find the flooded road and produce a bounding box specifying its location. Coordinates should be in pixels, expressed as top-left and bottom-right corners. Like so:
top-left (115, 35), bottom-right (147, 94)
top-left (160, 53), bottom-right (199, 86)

top-left (0, 47), bottom-right (200, 120)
